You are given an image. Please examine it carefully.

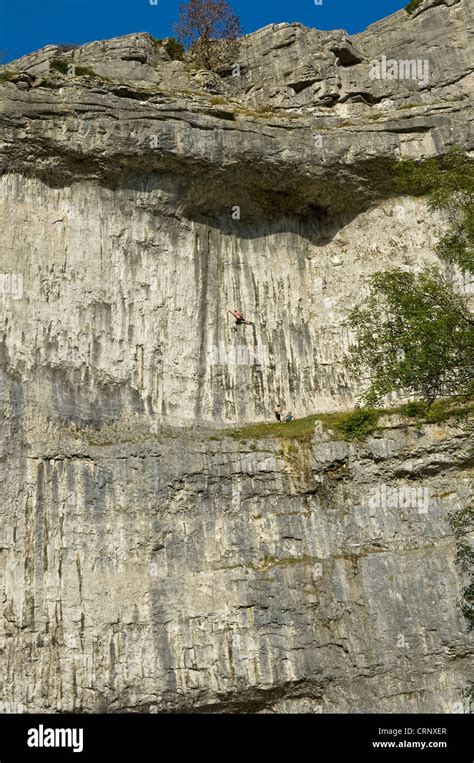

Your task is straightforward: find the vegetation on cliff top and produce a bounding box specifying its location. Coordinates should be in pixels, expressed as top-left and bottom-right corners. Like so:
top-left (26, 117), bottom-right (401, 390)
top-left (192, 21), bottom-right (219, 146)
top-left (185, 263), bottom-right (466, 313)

top-left (173, 0), bottom-right (242, 71)
top-left (405, 0), bottom-right (424, 14)
top-left (150, 37), bottom-right (185, 60)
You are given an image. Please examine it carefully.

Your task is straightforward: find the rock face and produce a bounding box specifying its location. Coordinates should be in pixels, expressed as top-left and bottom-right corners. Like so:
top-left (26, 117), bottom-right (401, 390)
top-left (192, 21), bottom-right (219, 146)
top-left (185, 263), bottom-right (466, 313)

top-left (1, 409), bottom-right (473, 713)
top-left (0, 0), bottom-right (472, 424)
top-left (0, 0), bottom-right (473, 713)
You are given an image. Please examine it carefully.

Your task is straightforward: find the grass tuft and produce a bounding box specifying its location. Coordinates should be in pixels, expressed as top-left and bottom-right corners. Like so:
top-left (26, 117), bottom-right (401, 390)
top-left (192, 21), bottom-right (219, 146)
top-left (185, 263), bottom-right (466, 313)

top-left (405, 0), bottom-right (424, 14)
top-left (51, 58), bottom-right (98, 77)
top-left (0, 70), bottom-right (16, 83)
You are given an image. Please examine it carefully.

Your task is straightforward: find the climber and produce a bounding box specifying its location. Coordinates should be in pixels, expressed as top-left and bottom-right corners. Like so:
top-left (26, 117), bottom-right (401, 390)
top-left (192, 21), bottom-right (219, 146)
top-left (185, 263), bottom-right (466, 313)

top-left (228, 309), bottom-right (253, 332)
top-left (273, 404), bottom-right (283, 422)
top-left (284, 412), bottom-right (294, 423)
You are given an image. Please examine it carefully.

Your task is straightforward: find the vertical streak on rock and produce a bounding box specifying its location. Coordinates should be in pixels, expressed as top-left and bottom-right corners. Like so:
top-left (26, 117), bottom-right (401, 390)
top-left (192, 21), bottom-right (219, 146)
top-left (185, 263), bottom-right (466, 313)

top-left (211, 227), bottom-right (225, 419)
top-left (194, 224), bottom-right (211, 421)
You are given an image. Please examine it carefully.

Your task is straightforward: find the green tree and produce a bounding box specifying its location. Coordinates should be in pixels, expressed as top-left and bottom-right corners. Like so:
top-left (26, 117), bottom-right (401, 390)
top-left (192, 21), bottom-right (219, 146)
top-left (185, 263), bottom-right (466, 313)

top-left (173, 0), bottom-right (242, 71)
top-left (348, 149), bottom-right (474, 406)
top-left (397, 148), bottom-right (474, 272)
top-left (347, 268), bottom-right (473, 406)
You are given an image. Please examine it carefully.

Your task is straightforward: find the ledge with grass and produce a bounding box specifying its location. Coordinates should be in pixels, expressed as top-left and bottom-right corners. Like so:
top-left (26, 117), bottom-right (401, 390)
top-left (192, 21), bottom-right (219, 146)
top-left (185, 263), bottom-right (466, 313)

top-left (228, 395), bottom-right (474, 444)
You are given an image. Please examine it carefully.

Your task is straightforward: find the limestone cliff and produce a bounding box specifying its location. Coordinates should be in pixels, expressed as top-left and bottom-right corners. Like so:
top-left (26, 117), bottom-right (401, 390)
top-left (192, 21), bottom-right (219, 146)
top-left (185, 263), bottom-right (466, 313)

top-left (1, 407), bottom-right (473, 713)
top-left (1, 0), bottom-right (472, 424)
top-left (0, 0), bottom-right (472, 713)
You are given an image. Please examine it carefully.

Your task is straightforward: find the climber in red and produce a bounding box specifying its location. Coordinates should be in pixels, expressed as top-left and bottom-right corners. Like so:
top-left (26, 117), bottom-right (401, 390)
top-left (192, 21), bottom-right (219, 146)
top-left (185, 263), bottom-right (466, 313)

top-left (228, 309), bottom-right (254, 332)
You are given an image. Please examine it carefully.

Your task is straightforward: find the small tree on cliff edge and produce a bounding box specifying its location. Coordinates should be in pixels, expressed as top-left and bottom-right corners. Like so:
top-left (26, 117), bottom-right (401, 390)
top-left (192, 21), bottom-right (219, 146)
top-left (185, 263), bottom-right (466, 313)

top-left (347, 149), bottom-right (474, 407)
top-left (174, 0), bottom-right (242, 71)
top-left (347, 268), bottom-right (473, 407)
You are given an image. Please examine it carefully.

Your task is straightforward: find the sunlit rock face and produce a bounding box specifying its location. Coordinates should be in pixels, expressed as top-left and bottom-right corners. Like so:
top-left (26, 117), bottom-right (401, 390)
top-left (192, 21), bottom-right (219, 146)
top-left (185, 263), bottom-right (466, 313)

top-left (0, 0), bottom-right (472, 424)
top-left (0, 174), bottom-right (449, 425)
top-left (0, 0), bottom-right (472, 714)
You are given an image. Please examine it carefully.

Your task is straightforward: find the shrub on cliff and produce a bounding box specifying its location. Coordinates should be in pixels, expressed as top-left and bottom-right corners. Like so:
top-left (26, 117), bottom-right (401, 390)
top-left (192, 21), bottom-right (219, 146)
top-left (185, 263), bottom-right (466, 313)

top-left (397, 148), bottom-right (474, 273)
top-left (173, 0), bottom-right (242, 71)
top-left (347, 268), bottom-right (473, 406)
top-left (50, 58), bottom-right (97, 78)
top-left (151, 37), bottom-right (185, 61)
top-left (0, 70), bottom-right (16, 83)
top-left (164, 38), bottom-right (186, 60)
top-left (405, 0), bottom-right (424, 14)
top-left (348, 149), bottom-right (474, 406)
top-left (330, 409), bottom-right (380, 440)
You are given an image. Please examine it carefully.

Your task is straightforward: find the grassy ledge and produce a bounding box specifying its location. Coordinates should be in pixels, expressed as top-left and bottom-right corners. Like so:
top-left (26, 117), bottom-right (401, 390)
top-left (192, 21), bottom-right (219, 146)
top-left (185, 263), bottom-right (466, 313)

top-left (228, 396), bottom-right (474, 444)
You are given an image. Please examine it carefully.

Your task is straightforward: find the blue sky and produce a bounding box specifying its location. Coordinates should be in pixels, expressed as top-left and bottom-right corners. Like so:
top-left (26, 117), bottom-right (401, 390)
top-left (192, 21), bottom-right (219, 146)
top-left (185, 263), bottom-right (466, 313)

top-left (0, 0), bottom-right (407, 63)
